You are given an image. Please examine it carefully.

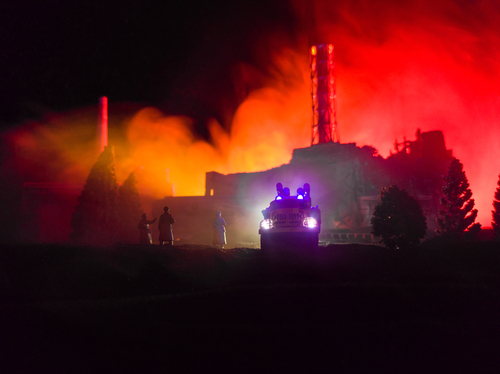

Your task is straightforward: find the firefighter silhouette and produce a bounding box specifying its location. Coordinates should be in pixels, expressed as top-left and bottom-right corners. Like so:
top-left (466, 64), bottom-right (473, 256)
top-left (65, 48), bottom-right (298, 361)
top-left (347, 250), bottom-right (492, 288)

top-left (158, 206), bottom-right (175, 246)
top-left (212, 210), bottom-right (227, 249)
top-left (138, 213), bottom-right (157, 245)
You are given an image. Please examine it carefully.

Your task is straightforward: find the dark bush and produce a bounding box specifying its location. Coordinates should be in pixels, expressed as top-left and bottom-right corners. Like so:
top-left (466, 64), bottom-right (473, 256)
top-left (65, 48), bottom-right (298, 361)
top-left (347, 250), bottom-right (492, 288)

top-left (492, 174), bottom-right (500, 239)
top-left (371, 185), bottom-right (427, 249)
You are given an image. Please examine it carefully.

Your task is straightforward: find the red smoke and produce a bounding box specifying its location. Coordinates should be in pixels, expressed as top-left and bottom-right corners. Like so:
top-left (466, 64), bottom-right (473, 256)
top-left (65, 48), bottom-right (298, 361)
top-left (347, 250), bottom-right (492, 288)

top-left (8, 0), bottom-right (500, 228)
top-left (289, 0), bottom-right (500, 226)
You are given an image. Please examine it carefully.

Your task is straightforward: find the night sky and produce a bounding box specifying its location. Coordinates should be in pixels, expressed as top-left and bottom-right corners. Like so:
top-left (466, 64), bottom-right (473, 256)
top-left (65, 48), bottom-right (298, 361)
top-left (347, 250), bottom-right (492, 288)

top-left (2, 0), bottom-right (500, 227)
top-left (0, 0), bottom-right (299, 134)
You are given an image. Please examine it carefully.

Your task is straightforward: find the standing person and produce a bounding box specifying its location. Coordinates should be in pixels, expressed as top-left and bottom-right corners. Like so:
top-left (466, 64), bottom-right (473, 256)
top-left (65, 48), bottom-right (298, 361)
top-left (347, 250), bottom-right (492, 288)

top-left (212, 210), bottom-right (227, 249)
top-left (158, 206), bottom-right (175, 246)
top-left (138, 213), bottom-right (157, 245)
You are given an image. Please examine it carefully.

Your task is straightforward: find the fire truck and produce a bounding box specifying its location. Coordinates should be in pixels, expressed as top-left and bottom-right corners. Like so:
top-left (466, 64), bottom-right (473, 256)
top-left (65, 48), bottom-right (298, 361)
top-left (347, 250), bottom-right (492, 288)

top-left (259, 183), bottom-right (321, 251)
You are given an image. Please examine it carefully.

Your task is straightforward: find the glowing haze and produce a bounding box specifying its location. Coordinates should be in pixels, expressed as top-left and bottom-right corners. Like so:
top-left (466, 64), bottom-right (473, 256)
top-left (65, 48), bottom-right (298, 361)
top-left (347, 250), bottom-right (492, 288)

top-left (8, 0), bottom-right (500, 227)
top-left (295, 0), bottom-right (500, 226)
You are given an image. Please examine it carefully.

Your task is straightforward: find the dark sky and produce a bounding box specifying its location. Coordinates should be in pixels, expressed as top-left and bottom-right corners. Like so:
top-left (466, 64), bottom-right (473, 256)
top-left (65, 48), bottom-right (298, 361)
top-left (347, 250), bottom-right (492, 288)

top-left (0, 0), bottom-right (300, 132)
top-left (4, 0), bottom-right (500, 227)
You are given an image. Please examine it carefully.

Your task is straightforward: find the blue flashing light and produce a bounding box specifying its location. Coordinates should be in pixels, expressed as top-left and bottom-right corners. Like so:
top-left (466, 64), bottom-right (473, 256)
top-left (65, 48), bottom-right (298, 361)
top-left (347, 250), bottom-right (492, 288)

top-left (276, 195), bottom-right (283, 200)
top-left (297, 195), bottom-right (304, 200)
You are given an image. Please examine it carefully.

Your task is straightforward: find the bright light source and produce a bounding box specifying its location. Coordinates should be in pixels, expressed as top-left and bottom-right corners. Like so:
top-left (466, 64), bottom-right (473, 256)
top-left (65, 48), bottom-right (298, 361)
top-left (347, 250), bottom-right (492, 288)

top-left (297, 195), bottom-right (304, 200)
top-left (303, 217), bottom-right (318, 228)
top-left (276, 196), bottom-right (282, 200)
top-left (260, 219), bottom-right (274, 230)
top-left (311, 46), bottom-right (317, 56)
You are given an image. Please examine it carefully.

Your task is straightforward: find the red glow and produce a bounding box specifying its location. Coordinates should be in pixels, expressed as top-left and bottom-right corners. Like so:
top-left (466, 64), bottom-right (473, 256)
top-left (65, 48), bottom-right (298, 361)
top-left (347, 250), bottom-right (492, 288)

top-left (8, 1), bottom-right (500, 229)
top-left (98, 96), bottom-right (108, 153)
top-left (296, 0), bottom-right (500, 227)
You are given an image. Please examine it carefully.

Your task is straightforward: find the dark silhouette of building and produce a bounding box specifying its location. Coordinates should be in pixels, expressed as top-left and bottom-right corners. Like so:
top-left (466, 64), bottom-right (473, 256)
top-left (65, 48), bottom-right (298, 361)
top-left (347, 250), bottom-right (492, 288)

top-left (154, 129), bottom-right (452, 246)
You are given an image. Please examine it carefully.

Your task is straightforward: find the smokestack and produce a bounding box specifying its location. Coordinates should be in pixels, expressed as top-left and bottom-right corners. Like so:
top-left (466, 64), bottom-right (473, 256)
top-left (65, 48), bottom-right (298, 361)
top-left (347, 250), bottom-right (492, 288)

top-left (310, 44), bottom-right (340, 145)
top-left (97, 96), bottom-right (108, 153)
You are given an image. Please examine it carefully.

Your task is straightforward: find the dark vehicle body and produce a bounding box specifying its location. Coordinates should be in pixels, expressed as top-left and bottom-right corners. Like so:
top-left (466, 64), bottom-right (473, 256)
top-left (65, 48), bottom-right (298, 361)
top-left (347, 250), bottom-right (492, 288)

top-left (259, 183), bottom-right (321, 251)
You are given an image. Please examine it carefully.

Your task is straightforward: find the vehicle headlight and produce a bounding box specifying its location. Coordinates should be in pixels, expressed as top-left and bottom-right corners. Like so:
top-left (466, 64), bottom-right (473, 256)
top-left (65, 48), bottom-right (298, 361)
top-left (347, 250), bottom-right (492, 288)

top-left (303, 217), bottom-right (318, 228)
top-left (260, 219), bottom-right (274, 230)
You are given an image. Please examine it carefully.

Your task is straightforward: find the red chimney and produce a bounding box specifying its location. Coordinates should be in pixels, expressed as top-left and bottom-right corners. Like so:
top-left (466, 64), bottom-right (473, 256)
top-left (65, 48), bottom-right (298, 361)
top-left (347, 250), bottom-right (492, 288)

top-left (97, 96), bottom-right (108, 153)
top-left (310, 44), bottom-right (340, 145)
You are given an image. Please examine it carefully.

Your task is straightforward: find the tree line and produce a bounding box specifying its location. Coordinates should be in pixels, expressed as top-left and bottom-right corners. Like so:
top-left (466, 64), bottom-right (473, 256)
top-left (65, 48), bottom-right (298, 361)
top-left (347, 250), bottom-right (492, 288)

top-left (372, 157), bottom-right (500, 249)
top-left (72, 146), bottom-right (500, 248)
top-left (71, 146), bottom-right (142, 245)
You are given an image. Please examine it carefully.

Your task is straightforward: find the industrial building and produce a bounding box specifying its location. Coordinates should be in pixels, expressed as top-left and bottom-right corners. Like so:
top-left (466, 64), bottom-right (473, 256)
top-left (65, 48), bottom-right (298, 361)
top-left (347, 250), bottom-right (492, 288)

top-left (153, 45), bottom-right (453, 247)
top-left (19, 45), bottom-right (453, 246)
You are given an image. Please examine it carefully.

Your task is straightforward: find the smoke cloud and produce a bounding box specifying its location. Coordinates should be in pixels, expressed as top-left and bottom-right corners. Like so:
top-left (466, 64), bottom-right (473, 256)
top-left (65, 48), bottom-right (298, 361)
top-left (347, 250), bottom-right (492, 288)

top-left (296, 0), bottom-right (500, 226)
top-left (6, 0), bottom-right (500, 227)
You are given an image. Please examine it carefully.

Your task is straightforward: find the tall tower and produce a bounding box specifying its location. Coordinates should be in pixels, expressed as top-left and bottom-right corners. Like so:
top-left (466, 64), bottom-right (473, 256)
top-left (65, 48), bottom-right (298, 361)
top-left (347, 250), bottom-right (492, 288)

top-left (97, 96), bottom-right (108, 153)
top-left (310, 44), bottom-right (340, 145)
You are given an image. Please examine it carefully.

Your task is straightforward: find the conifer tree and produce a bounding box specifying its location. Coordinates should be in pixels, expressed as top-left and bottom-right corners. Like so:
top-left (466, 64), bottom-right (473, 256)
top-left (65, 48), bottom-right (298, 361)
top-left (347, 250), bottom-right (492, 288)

top-left (491, 174), bottom-right (500, 239)
top-left (371, 185), bottom-right (427, 249)
top-left (117, 172), bottom-right (143, 244)
top-left (435, 158), bottom-right (481, 238)
top-left (71, 146), bottom-right (118, 245)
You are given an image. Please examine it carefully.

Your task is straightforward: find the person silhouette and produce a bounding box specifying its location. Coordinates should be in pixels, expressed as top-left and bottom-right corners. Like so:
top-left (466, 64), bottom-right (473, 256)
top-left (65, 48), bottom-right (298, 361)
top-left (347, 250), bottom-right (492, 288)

top-left (138, 213), bottom-right (157, 245)
top-left (158, 206), bottom-right (175, 246)
top-left (212, 210), bottom-right (227, 249)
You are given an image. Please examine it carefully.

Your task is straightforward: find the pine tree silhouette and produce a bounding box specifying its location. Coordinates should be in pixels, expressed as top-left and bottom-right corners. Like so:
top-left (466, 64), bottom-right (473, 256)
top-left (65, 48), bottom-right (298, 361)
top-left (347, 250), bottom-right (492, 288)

top-left (117, 172), bottom-right (143, 244)
top-left (492, 174), bottom-right (500, 239)
top-left (371, 185), bottom-right (427, 249)
top-left (436, 158), bottom-right (481, 238)
top-left (71, 146), bottom-right (118, 244)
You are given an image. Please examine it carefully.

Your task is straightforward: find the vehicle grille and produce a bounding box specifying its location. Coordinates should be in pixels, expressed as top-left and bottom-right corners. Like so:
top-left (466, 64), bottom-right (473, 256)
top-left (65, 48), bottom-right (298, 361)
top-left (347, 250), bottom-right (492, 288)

top-left (272, 212), bottom-right (304, 226)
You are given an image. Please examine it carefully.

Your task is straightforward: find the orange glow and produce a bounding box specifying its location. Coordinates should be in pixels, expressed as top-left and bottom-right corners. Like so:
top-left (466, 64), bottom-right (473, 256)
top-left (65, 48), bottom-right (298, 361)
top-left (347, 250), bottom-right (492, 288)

top-left (8, 1), bottom-right (500, 229)
top-left (311, 46), bottom-right (317, 55)
top-left (126, 49), bottom-right (311, 197)
top-left (8, 110), bottom-right (105, 184)
top-left (125, 109), bottom-right (223, 197)
top-left (98, 96), bottom-right (108, 152)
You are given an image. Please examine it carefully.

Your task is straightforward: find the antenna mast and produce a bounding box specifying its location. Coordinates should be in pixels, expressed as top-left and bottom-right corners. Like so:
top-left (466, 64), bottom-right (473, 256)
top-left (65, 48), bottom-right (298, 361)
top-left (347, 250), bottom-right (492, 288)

top-left (310, 44), bottom-right (340, 145)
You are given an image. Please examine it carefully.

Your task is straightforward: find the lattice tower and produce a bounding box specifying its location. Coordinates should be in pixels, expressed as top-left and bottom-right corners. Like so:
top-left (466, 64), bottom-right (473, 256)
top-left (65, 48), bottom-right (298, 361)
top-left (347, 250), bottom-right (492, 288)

top-left (310, 44), bottom-right (340, 144)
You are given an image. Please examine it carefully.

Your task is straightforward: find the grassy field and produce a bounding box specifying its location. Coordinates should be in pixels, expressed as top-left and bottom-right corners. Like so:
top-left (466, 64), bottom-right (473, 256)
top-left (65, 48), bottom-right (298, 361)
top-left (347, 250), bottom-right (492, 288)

top-left (1, 241), bottom-right (500, 373)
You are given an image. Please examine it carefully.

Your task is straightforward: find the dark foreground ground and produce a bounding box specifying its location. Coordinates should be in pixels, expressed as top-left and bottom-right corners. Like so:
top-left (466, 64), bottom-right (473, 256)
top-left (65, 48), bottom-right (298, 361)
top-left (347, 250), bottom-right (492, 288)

top-left (1, 241), bottom-right (500, 373)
